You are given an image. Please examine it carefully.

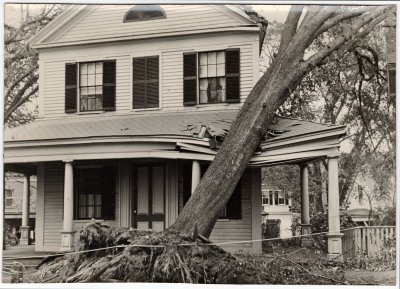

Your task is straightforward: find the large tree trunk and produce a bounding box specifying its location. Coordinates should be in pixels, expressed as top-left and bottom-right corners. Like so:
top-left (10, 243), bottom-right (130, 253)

top-left (169, 5), bottom-right (393, 237)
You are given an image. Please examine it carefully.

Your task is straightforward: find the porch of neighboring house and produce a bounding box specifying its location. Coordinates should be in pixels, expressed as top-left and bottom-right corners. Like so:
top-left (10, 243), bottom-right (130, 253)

top-left (4, 110), bottom-right (347, 260)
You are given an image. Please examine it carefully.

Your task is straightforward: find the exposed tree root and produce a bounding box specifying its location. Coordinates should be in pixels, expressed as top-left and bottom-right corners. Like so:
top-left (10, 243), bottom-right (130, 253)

top-left (29, 221), bottom-right (347, 284)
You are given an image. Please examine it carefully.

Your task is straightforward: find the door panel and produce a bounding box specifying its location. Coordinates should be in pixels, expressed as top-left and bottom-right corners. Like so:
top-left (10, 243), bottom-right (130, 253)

top-left (137, 167), bottom-right (149, 214)
top-left (133, 164), bottom-right (165, 230)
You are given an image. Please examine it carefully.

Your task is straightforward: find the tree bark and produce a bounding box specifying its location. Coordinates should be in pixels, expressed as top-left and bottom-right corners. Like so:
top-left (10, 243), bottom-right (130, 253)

top-left (169, 5), bottom-right (393, 237)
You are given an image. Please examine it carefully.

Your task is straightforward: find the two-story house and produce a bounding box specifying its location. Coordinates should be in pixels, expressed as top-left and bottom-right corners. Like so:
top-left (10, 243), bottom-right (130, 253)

top-left (3, 5), bottom-right (346, 259)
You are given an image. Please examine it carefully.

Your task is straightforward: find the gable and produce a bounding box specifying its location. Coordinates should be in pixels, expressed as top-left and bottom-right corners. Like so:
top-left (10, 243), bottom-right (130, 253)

top-left (31, 5), bottom-right (257, 48)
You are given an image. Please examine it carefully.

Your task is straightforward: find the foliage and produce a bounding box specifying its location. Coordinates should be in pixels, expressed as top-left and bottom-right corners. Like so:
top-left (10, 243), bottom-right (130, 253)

top-left (262, 219), bottom-right (281, 239)
top-left (33, 221), bottom-right (349, 284)
top-left (375, 206), bottom-right (396, 225)
top-left (347, 236), bottom-right (396, 271)
top-left (3, 224), bottom-right (19, 246)
top-left (4, 4), bottom-right (64, 126)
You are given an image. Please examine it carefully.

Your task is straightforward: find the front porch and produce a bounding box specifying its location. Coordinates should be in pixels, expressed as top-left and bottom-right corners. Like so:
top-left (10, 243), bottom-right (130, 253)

top-left (4, 110), bottom-right (347, 259)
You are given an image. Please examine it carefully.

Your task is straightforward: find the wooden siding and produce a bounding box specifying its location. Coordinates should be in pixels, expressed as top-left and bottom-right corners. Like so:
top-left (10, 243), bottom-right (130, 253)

top-left (57, 5), bottom-right (244, 44)
top-left (39, 32), bottom-right (258, 119)
top-left (41, 161), bottom-right (120, 251)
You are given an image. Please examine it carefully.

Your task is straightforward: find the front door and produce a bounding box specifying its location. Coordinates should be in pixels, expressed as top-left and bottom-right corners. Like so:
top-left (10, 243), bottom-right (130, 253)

top-left (132, 164), bottom-right (165, 231)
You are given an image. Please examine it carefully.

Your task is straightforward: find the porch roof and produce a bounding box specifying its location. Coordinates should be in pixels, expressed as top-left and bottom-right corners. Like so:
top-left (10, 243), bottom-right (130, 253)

top-left (4, 110), bottom-right (345, 144)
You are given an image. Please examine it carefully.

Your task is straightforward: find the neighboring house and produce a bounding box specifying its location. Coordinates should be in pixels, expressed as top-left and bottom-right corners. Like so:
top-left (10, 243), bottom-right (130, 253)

top-left (3, 5), bottom-right (346, 258)
top-left (261, 186), bottom-right (293, 238)
top-left (344, 173), bottom-right (378, 226)
top-left (4, 174), bottom-right (37, 240)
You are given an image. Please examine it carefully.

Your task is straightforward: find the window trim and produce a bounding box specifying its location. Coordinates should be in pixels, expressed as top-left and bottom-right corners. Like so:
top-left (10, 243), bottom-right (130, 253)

top-left (183, 48), bottom-right (240, 106)
top-left (132, 55), bottom-right (161, 110)
top-left (77, 61), bottom-right (104, 113)
top-left (73, 165), bottom-right (117, 221)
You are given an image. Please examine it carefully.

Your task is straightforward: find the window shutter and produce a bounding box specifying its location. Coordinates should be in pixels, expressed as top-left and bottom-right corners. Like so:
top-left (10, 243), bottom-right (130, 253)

top-left (65, 63), bottom-right (77, 113)
top-left (103, 60), bottom-right (116, 111)
top-left (102, 166), bottom-right (116, 220)
top-left (225, 49), bottom-right (240, 103)
top-left (133, 58), bottom-right (146, 109)
top-left (226, 181), bottom-right (242, 219)
top-left (146, 56), bottom-right (159, 108)
top-left (183, 53), bottom-right (197, 106)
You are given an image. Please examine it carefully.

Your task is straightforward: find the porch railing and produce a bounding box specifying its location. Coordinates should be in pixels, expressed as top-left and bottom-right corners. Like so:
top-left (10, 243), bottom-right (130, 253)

top-left (342, 226), bottom-right (396, 259)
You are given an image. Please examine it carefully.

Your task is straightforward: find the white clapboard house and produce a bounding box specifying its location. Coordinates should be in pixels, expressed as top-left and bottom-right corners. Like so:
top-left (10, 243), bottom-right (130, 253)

top-left (3, 5), bottom-right (346, 258)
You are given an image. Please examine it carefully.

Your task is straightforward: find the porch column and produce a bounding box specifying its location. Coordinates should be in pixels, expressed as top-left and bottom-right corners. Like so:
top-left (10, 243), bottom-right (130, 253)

top-left (300, 164), bottom-right (312, 246)
top-left (191, 160), bottom-right (201, 194)
top-left (327, 156), bottom-right (343, 261)
top-left (60, 160), bottom-right (76, 252)
top-left (20, 174), bottom-right (31, 245)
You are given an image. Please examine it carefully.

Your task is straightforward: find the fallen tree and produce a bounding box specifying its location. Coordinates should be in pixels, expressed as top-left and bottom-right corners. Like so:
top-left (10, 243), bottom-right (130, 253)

top-left (170, 5), bottom-right (395, 237)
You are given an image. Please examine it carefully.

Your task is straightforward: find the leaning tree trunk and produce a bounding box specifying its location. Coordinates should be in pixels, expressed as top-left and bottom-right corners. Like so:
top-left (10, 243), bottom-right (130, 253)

top-left (169, 5), bottom-right (393, 237)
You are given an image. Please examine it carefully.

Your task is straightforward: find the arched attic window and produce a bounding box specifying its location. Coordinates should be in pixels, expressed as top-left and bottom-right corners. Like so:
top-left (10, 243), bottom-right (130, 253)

top-left (123, 5), bottom-right (166, 23)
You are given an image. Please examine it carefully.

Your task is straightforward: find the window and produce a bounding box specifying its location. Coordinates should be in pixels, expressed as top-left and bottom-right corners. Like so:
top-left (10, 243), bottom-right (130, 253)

top-left (183, 49), bottom-right (240, 105)
top-left (132, 56), bottom-right (159, 109)
top-left (5, 189), bottom-right (14, 207)
top-left (79, 62), bottom-right (103, 111)
top-left (264, 190), bottom-right (289, 205)
top-left (74, 166), bottom-right (116, 220)
top-left (262, 193), bottom-right (270, 205)
top-left (65, 60), bottom-right (116, 113)
top-left (123, 5), bottom-right (166, 22)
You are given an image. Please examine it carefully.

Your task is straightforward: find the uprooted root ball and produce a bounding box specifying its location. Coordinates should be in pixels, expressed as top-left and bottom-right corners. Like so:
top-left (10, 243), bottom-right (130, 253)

top-left (31, 221), bottom-right (258, 283)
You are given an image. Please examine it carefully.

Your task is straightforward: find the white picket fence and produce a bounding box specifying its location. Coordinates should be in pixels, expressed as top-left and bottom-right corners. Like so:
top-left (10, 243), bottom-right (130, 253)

top-left (342, 226), bottom-right (396, 258)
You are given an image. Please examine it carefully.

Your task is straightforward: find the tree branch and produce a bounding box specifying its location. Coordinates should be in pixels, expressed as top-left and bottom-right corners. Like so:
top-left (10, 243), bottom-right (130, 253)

top-left (4, 66), bottom-right (38, 101)
top-left (277, 5), bottom-right (305, 56)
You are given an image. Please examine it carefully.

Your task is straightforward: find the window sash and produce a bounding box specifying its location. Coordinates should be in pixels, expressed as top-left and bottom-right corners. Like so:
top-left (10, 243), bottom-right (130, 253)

top-left (79, 61), bottom-right (104, 112)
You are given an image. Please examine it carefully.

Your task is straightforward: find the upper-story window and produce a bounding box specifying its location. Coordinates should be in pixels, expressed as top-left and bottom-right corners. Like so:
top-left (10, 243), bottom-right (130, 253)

top-left (123, 5), bottom-right (166, 23)
top-left (262, 190), bottom-right (289, 206)
top-left (5, 189), bottom-right (14, 207)
top-left (132, 56), bottom-right (159, 109)
top-left (183, 49), bottom-right (240, 106)
top-left (65, 60), bottom-right (116, 113)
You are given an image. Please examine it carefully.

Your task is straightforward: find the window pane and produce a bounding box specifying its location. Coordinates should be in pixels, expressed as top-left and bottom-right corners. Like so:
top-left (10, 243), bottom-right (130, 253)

top-left (79, 206), bottom-right (86, 219)
top-left (199, 53), bottom-right (207, 65)
top-left (80, 98), bottom-right (88, 111)
top-left (208, 64), bottom-right (216, 77)
top-left (88, 74), bottom-right (95, 86)
top-left (199, 78), bottom-right (208, 91)
top-left (81, 87), bottom-right (88, 96)
top-left (87, 206), bottom-right (94, 218)
top-left (96, 73), bottom-right (103, 86)
top-left (217, 64), bottom-right (225, 77)
top-left (96, 62), bottom-right (103, 74)
top-left (209, 90), bottom-right (217, 103)
top-left (88, 86), bottom-right (96, 95)
top-left (95, 206), bottom-right (102, 218)
top-left (80, 63), bottom-right (87, 75)
top-left (199, 65), bottom-right (207, 78)
top-left (208, 52), bottom-right (216, 64)
top-left (217, 89), bottom-right (226, 102)
top-left (200, 90), bottom-right (208, 104)
top-left (217, 51), bottom-right (225, 64)
top-left (95, 86), bottom-right (102, 95)
top-left (95, 95), bottom-right (103, 110)
top-left (218, 77), bottom-right (226, 89)
top-left (88, 63), bottom-right (95, 74)
top-left (81, 75), bottom-right (87, 86)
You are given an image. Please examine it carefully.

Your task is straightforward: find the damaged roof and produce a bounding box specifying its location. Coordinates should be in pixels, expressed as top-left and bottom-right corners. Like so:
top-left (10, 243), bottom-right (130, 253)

top-left (4, 110), bottom-right (345, 145)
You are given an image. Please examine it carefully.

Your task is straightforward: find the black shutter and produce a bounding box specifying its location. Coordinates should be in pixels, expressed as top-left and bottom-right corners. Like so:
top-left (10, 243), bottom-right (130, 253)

top-left (146, 56), bottom-right (159, 108)
top-left (226, 180), bottom-right (242, 219)
top-left (133, 58), bottom-right (146, 109)
top-left (65, 63), bottom-right (77, 113)
top-left (183, 53), bottom-right (197, 106)
top-left (102, 166), bottom-right (116, 220)
top-left (225, 49), bottom-right (240, 103)
top-left (103, 60), bottom-right (116, 111)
